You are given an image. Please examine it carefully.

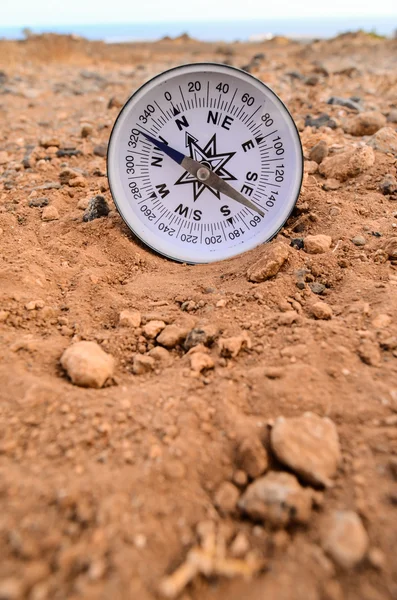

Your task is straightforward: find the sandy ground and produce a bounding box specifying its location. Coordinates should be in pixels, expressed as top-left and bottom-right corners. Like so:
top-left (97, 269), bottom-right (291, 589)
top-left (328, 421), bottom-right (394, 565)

top-left (0, 32), bottom-right (397, 600)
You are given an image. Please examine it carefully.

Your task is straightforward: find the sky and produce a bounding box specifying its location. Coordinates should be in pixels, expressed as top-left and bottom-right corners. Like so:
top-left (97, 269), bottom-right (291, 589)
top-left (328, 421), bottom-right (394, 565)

top-left (2, 0), bottom-right (397, 27)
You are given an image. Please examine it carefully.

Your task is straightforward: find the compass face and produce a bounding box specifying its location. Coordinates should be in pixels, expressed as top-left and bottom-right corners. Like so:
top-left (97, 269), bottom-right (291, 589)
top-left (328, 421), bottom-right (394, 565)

top-left (107, 63), bottom-right (303, 264)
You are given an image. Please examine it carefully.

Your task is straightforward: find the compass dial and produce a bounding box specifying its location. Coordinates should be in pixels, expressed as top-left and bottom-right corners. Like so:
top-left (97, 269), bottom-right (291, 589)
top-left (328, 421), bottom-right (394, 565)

top-left (107, 63), bottom-right (303, 264)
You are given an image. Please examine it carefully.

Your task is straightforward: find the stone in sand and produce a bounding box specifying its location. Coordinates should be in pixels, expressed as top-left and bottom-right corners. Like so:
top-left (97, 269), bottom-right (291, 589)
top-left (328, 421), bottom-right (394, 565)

top-left (238, 471), bottom-right (313, 526)
top-left (321, 511), bottom-right (368, 568)
top-left (311, 301), bottom-right (333, 320)
top-left (247, 242), bottom-right (289, 282)
top-left (304, 234), bottom-right (332, 254)
top-left (319, 146), bottom-right (374, 181)
top-left (270, 412), bottom-right (341, 486)
top-left (61, 341), bottom-right (115, 388)
top-left (83, 195), bottom-right (110, 222)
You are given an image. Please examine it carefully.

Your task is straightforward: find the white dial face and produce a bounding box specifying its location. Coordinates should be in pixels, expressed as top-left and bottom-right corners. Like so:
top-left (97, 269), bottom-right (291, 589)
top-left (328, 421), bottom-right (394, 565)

top-left (107, 63), bottom-right (303, 264)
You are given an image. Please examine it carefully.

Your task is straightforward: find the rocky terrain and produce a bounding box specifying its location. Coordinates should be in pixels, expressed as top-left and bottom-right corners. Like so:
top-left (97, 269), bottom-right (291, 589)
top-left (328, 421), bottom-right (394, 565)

top-left (0, 31), bottom-right (397, 600)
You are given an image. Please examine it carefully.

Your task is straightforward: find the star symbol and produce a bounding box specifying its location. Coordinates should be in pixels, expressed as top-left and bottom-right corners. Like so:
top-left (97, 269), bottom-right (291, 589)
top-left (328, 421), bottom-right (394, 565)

top-left (175, 133), bottom-right (236, 202)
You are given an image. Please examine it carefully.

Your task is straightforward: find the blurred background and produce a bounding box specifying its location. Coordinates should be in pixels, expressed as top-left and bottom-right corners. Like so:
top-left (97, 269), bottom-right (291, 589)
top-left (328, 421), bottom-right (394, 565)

top-left (1, 0), bottom-right (397, 42)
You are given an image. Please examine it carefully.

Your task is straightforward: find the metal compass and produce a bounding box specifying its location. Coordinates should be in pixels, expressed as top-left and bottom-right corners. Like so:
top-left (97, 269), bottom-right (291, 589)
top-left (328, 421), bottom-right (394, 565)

top-left (107, 63), bottom-right (303, 263)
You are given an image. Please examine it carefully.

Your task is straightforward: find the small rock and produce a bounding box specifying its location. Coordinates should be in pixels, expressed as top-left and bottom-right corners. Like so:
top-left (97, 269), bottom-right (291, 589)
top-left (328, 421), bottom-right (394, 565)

top-left (304, 234), bottom-right (332, 254)
top-left (218, 332), bottom-right (251, 358)
top-left (132, 354), bottom-right (155, 375)
top-left (305, 114), bottom-right (337, 129)
top-left (319, 146), bottom-right (375, 182)
top-left (321, 511), bottom-right (368, 568)
top-left (148, 346), bottom-right (172, 365)
top-left (304, 160), bottom-right (318, 174)
top-left (156, 324), bottom-right (189, 348)
top-left (143, 320), bottom-right (166, 338)
top-left (184, 324), bottom-right (219, 350)
top-left (270, 412), bottom-right (341, 487)
top-left (371, 314), bottom-right (391, 329)
top-left (83, 195), bottom-right (110, 222)
top-left (311, 301), bottom-right (333, 320)
top-left (387, 109), bottom-right (397, 123)
top-left (108, 96), bottom-right (123, 109)
top-left (367, 547), bottom-right (386, 570)
top-left (346, 111), bottom-right (386, 136)
top-left (278, 310), bottom-right (299, 325)
top-left (77, 197), bottom-right (90, 210)
top-left (40, 136), bottom-right (61, 148)
top-left (236, 436), bottom-right (269, 478)
top-left (351, 235), bottom-right (366, 246)
top-left (25, 299), bottom-right (44, 310)
top-left (41, 206), bottom-right (59, 221)
top-left (0, 151), bottom-right (9, 165)
top-left (29, 197), bottom-right (49, 208)
top-left (247, 242), bottom-right (289, 282)
top-left (0, 310), bottom-right (10, 322)
top-left (61, 341), bottom-right (115, 388)
top-left (309, 282), bottom-right (325, 295)
top-left (368, 127), bottom-right (397, 154)
top-left (81, 123), bottom-right (93, 138)
top-left (214, 481), bottom-right (240, 514)
top-left (327, 96), bottom-right (361, 111)
top-left (379, 175), bottom-right (397, 195)
top-left (290, 237), bottom-right (304, 250)
top-left (238, 471), bottom-right (313, 526)
top-left (190, 352), bottom-right (214, 373)
top-left (358, 340), bottom-right (381, 367)
top-left (93, 144), bottom-right (108, 158)
top-left (383, 237), bottom-right (397, 260)
top-left (309, 140), bottom-right (329, 164)
top-left (229, 532), bottom-right (250, 558)
top-left (119, 309), bottom-right (141, 328)
top-left (323, 178), bottom-right (341, 191)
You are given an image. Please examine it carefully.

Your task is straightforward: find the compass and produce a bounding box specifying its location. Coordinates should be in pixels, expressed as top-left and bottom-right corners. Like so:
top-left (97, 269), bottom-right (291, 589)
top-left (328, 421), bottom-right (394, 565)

top-left (107, 63), bottom-right (303, 264)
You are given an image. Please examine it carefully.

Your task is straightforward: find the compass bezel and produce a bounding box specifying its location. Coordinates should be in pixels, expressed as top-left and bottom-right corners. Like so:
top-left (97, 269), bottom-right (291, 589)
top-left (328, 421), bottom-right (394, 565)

top-left (107, 62), bottom-right (304, 264)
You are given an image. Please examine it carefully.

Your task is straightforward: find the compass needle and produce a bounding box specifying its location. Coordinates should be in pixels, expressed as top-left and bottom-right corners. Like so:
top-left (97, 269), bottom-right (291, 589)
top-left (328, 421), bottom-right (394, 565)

top-left (108, 63), bottom-right (303, 264)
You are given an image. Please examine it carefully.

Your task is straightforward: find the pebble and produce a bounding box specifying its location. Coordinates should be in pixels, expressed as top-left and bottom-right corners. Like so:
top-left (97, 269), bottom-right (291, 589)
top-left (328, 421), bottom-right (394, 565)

top-left (351, 235), bottom-right (366, 246)
top-left (132, 354), bottom-right (155, 375)
top-left (119, 309), bottom-right (141, 328)
top-left (60, 341), bottom-right (115, 388)
top-left (0, 310), bottom-right (9, 322)
top-left (357, 340), bottom-right (381, 367)
top-left (323, 178), bottom-right (341, 191)
top-left (309, 282), bottom-right (326, 295)
top-left (319, 146), bottom-right (375, 181)
top-left (270, 412), bottom-right (341, 487)
top-left (71, 177), bottom-right (87, 190)
top-left (0, 577), bottom-right (23, 600)
top-left (108, 96), bottom-right (124, 109)
top-left (383, 237), bottom-right (397, 260)
top-left (371, 314), bottom-right (391, 329)
top-left (304, 160), bottom-right (318, 174)
top-left (305, 113), bottom-right (337, 129)
top-left (0, 151), bottom-right (9, 165)
top-left (321, 511), bottom-right (368, 568)
top-left (387, 109), bottom-right (397, 123)
top-left (368, 127), bottom-right (397, 154)
top-left (156, 324), bottom-right (189, 348)
top-left (77, 197), bottom-right (90, 210)
top-left (238, 471), bottom-right (313, 526)
top-left (29, 197), bottom-right (49, 208)
top-left (80, 123), bottom-right (93, 138)
top-left (148, 346), bottom-right (172, 365)
top-left (184, 324), bottom-right (219, 350)
top-left (229, 532), bottom-right (250, 558)
top-left (25, 299), bottom-right (44, 310)
top-left (218, 332), bottom-right (251, 358)
top-left (346, 111), bottom-right (386, 136)
top-left (309, 140), bottom-right (329, 164)
top-left (41, 205), bottom-right (59, 221)
top-left (304, 234), bottom-right (332, 254)
top-left (236, 436), bottom-right (269, 478)
top-left (190, 352), bottom-right (214, 373)
top-left (93, 143), bottom-right (108, 158)
top-left (40, 136), bottom-right (61, 148)
top-left (143, 320), bottom-right (166, 338)
top-left (327, 96), bottom-right (361, 111)
top-left (290, 237), bottom-right (304, 250)
top-left (311, 301), bottom-right (333, 320)
top-left (247, 242), bottom-right (289, 282)
top-left (214, 481), bottom-right (240, 514)
top-left (59, 168), bottom-right (80, 185)
top-left (83, 195), bottom-right (110, 222)
top-left (379, 175), bottom-right (397, 195)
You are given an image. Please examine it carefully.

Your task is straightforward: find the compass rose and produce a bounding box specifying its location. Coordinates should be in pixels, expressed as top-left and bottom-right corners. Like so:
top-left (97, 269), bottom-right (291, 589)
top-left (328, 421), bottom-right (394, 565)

top-left (174, 132), bottom-right (236, 202)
